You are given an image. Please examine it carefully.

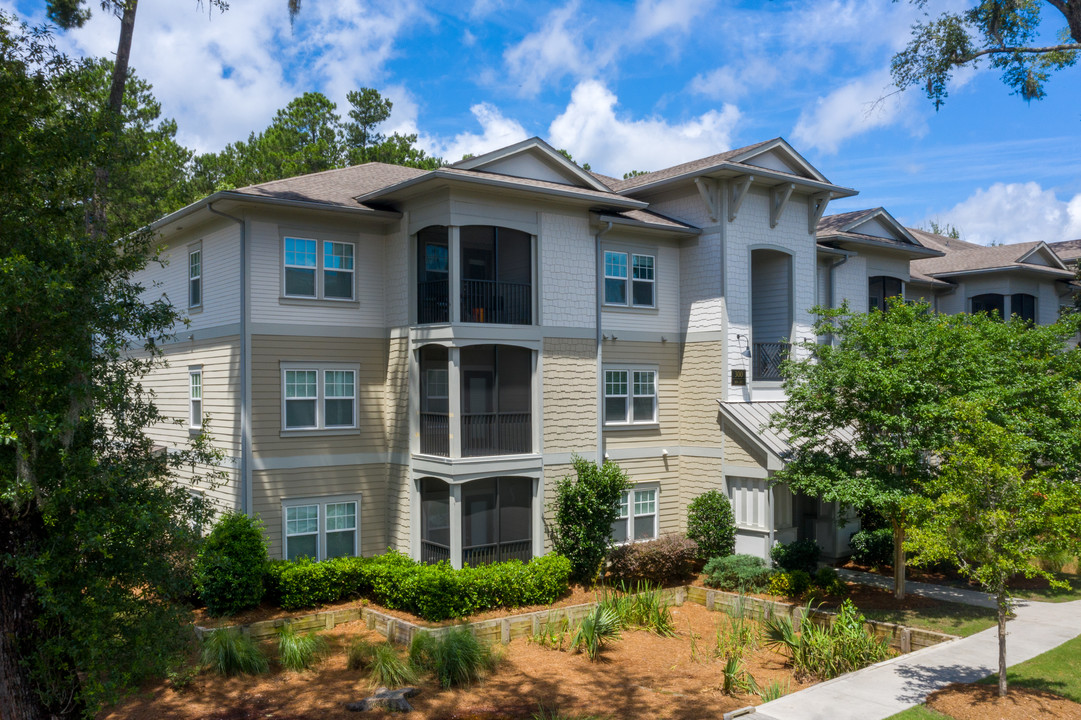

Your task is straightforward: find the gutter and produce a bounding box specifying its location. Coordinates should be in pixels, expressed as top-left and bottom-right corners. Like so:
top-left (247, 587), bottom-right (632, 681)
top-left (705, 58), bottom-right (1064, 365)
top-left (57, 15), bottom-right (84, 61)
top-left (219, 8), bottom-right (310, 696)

top-left (207, 202), bottom-right (252, 516)
top-left (594, 220), bottom-right (614, 464)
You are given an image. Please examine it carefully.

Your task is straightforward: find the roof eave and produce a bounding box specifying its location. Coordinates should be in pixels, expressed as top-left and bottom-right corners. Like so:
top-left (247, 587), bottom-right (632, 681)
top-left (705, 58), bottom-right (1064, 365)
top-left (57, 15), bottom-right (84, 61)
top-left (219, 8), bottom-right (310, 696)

top-left (356, 170), bottom-right (648, 210)
top-left (929, 265), bottom-right (1076, 279)
top-left (621, 162), bottom-right (858, 199)
top-left (818, 234), bottom-right (945, 258)
top-left (592, 212), bottom-right (701, 236)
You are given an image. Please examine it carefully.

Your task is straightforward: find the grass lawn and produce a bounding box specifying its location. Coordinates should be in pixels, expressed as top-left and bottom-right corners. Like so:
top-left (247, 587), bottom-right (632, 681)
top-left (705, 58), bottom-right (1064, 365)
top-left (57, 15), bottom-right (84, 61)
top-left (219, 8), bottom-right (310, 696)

top-left (885, 633), bottom-right (1081, 719)
top-left (1007, 567), bottom-right (1081, 603)
top-left (858, 602), bottom-right (997, 638)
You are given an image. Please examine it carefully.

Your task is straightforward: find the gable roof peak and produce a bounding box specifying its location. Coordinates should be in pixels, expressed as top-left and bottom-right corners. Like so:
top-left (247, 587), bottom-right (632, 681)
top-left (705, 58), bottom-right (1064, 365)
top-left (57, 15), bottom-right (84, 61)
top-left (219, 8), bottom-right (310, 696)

top-left (450, 136), bottom-right (611, 192)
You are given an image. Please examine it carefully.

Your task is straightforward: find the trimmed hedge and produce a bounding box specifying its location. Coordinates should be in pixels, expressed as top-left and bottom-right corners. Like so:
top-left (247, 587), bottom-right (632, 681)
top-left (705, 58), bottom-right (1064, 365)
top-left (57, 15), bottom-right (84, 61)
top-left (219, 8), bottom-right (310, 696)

top-left (195, 513), bottom-right (269, 616)
top-left (263, 551), bottom-right (571, 622)
top-left (605, 534), bottom-right (698, 586)
top-left (686, 490), bottom-right (736, 560)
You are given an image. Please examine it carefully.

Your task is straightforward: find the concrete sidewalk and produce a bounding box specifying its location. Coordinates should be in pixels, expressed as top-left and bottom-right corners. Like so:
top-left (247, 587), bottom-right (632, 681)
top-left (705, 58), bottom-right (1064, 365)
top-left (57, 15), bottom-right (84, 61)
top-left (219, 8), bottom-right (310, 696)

top-left (752, 598), bottom-right (1081, 720)
top-left (835, 568), bottom-right (997, 609)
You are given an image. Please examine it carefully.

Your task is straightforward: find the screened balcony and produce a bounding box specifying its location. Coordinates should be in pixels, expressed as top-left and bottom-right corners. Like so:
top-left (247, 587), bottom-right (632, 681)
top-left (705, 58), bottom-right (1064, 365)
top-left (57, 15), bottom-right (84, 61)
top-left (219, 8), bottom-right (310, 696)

top-left (416, 344), bottom-right (533, 458)
top-left (751, 249), bottom-right (793, 382)
top-left (415, 225), bottom-right (533, 326)
top-left (420, 476), bottom-right (533, 567)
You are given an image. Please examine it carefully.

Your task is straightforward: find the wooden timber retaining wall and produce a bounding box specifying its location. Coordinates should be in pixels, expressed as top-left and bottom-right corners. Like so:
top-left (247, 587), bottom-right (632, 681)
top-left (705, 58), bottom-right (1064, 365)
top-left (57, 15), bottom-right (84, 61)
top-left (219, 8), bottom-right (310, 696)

top-left (195, 585), bottom-right (954, 653)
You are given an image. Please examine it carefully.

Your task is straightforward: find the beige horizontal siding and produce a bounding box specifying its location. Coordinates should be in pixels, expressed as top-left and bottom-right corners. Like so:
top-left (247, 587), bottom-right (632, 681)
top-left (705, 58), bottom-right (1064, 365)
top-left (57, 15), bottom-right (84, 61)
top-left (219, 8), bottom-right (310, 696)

top-left (253, 463), bottom-right (390, 559)
top-left (724, 431), bottom-right (766, 469)
top-left (386, 462), bottom-right (411, 554)
top-left (541, 338), bottom-right (597, 454)
top-left (601, 340), bottom-right (680, 450)
top-left (677, 340), bottom-right (725, 447)
top-left (250, 335), bottom-right (388, 459)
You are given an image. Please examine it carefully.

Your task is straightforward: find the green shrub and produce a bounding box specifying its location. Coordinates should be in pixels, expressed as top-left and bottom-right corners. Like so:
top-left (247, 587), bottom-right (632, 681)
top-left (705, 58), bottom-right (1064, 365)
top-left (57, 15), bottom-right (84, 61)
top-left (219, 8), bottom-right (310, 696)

top-left (605, 534), bottom-right (698, 586)
top-left (686, 490), bottom-right (736, 560)
top-left (703, 554), bottom-right (773, 592)
top-left (412, 627), bottom-right (493, 687)
top-left (787, 569), bottom-right (812, 596)
top-left (263, 551), bottom-right (571, 621)
top-left (770, 539), bottom-right (821, 575)
top-left (548, 457), bottom-right (632, 584)
top-left (276, 623), bottom-right (328, 672)
top-left (849, 528), bottom-right (893, 568)
top-left (194, 513), bottom-right (269, 616)
top-left (767, 572), bottom-right (792, 597)
top-left (813, 566), bottom-right (838, 588)
top-left (201, 628), bottom-right (269, 676)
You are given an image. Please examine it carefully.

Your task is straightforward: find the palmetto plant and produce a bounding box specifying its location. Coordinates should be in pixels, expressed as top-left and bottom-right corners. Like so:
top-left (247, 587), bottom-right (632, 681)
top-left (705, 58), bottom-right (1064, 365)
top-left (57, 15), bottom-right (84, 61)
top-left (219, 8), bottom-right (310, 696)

top-left (763, 600), bottom-right (890, 680)
top-left (571, 605), bottom-right (622, 661)
top-left (721, 654), bottom-right (759, 695)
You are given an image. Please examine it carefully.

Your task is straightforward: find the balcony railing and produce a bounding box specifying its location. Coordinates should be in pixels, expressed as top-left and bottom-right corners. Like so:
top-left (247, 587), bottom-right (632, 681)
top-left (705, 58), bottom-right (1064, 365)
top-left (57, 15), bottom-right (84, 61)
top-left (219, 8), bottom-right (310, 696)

top-left (753, 342), bottom-right (790, 382)
top-left (462, 539), bottom-right (532, 567)
top-left (418, 279), bottom-right (449, 324)
top-left (460, 279), bottom-right (531, 325)
top-left (420, 540), bottom-right (451, 565)
top-left (461, 412), bottom-right (531, 457)
top-left (419, 412), bottom-right (449, 456)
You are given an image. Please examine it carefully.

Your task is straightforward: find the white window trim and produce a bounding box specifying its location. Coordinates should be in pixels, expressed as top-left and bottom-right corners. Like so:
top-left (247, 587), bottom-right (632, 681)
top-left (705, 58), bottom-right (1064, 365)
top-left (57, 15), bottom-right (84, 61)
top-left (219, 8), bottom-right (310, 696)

top-left (188, 367), bottom-right (202, 430)
top-left (282, 236), bottom-right (356, 301)
top-left (603, 365), bottom-right (659, 426)
top-left (281, 493), bottom-right (361, 561)
top-left (188, 242), bottom-right (202, 310)
top-left (603, 249), bottom-right (656, 309)
top-left (280, 362), bottom-right (360, 432)
top-left (612, 484), bottom-right (659, 545)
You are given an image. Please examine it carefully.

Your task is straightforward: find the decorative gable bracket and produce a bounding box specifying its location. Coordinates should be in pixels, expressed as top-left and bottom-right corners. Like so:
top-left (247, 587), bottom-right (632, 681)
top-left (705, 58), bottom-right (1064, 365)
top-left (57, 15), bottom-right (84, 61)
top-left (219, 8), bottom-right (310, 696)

top-left (770, 183), bottom-right (795, 229)
top-left (694, 178), bottom-right (719, 222)
top-left (808, 192), bottom-right (831, 234)
top-left (728, 175), bottom-right (754, 222)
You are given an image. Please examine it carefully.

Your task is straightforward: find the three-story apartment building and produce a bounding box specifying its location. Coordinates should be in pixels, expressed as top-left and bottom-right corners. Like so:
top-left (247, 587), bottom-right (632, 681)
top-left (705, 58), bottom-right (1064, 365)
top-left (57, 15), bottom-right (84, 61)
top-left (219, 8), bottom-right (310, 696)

top-left (149, 136), bottom-right (1062, 566)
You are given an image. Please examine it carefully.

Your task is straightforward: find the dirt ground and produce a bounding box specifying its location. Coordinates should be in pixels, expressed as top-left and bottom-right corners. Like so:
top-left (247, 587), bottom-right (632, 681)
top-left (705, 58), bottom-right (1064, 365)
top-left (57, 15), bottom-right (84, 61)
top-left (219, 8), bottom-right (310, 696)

top-left (925, 683), bottom-right (1081, 720)
top-left (103, 601), bottom-right (814, 720)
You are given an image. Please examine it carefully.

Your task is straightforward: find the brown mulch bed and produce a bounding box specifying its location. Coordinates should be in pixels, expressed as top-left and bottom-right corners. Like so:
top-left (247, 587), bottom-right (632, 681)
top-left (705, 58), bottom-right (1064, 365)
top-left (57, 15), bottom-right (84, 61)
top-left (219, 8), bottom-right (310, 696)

top-left (926, 683), bottom-right (1081, 720)
top-left (842, 560), bottom-right (1075, 593)
top-left (691, 576), bottom-right (945, 613)
top-left (192, 584), bottom-right (603, 629)
top-left (102, 601), bottom-right (812, 720)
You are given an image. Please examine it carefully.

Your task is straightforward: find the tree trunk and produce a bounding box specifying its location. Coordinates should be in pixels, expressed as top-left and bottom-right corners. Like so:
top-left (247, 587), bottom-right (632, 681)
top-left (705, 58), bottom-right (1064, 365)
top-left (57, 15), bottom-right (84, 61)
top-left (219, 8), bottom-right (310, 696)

top-left (0, 508), bottom-right (81, 720)
top-left (997, 589), bottom-right (1009, 697)
top-left (893, 521), bottom-right (906, 600)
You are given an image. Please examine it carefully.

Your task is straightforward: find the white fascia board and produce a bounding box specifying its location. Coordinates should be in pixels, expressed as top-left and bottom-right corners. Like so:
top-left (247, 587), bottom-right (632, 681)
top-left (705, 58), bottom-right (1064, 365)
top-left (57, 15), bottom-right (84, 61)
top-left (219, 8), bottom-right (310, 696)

top-left (729, 137), bottom-right (830, 184)
top-left (451, 136), bottom-right (611, 192)
top-left (1017, 242), bottom-right (1069, 271)
top-left (623, 163), bottom-right (858, 200)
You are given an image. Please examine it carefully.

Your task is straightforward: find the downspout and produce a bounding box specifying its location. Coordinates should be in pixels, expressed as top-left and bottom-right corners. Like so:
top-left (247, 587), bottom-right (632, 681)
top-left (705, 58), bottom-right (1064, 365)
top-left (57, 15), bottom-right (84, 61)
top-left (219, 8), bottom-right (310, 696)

top-left (595, 220), bottom-right (613, 463)
top-left (826, 250), bottom-right (854, 309)
top-left (207, 202), bottom-right (251, 515)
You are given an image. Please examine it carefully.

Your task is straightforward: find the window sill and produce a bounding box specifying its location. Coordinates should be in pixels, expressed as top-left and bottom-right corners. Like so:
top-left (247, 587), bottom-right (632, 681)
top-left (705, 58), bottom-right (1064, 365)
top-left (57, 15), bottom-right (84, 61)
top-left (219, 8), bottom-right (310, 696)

top-left (603, 422), bottom-right (660, 432)
top-left (279, 296), bottom-right (360, 308)
top-left (602, 304), bottom-right (659, 315)
top-left (279, 427), bottom-right (361, 438)
top-left (187, 306), bottom-right (203, 315)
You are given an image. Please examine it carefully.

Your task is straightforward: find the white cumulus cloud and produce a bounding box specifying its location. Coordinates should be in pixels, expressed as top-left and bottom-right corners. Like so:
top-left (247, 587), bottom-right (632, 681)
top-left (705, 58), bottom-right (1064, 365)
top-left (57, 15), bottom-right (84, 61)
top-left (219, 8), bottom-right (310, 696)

top-left (931, 182), bottom-right (1081, 246)
top-left (427, 103), bottom-right (530, 162)
top-left (547, 80), bottom-right (740, 176)
top-left (792, 69), bottom-right (925, 154)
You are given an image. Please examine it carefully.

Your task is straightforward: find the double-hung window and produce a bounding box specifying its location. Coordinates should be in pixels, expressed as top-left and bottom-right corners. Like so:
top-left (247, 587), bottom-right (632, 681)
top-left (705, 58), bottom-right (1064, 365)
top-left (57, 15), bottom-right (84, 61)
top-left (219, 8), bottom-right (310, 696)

top-left (604, 250), bottom-right (655, 307)
top-left (283, 496), bottom-right (359, 561)
top-left (604, 368), bottom-right (657, 424)
top-left (189, 368), bottom-right (202, 429)
top-left (284, 237), bottom-right (355, 300)
top-left (188, 245), bottom-right (202, 308)
top-left (611, 487), bottom-right (658, 543)
top-left (282, 364), bottom-right (358, 431)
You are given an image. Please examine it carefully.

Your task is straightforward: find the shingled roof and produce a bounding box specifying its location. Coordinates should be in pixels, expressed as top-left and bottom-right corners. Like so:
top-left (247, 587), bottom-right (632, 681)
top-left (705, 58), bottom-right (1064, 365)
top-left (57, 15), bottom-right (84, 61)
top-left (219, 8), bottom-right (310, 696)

top-left (607, 139), bottom-right (776, 192)
top-left (910, 231), bottom-right (1073, 278)
top-left (1048, 238), bottom-right (1081, 265)
top-left (230, 163), bottom-right (428, 209)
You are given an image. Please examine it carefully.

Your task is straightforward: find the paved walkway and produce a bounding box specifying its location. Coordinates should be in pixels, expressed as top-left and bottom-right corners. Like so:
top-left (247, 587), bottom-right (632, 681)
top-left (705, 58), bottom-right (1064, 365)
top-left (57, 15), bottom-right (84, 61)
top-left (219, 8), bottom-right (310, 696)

top-left (835, 568), bottom-right (997, 609)
top-left (751, 580), bottom-right (1081, 720)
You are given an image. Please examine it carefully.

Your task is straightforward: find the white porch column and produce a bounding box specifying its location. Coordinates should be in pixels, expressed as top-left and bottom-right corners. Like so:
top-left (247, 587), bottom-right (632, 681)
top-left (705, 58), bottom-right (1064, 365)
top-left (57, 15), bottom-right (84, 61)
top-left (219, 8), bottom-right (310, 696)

top-left (449, 482), bottom-right (463, 570)
top-left (449, 346), bottom-right (462, 459)
top-left (449, 225), bottom-right (461, 325)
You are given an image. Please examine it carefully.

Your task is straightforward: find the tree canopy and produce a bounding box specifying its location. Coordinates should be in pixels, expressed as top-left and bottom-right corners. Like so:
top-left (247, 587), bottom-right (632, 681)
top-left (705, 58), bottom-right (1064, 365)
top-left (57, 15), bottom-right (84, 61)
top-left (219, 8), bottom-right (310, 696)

top-left (892, 0), bottom-right (1081, 107)
top-left (0, 14), bottom-right (221, 717)
top-left (772, 300), bottom-right (1081, 598)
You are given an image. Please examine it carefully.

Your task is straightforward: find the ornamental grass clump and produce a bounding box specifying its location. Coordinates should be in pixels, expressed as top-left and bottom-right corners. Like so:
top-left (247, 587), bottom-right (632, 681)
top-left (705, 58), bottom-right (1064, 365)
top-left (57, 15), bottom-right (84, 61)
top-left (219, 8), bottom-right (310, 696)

top-left (201, 628), bottom-right (269, 676)
top-left (348, 639), bottom-right (417, 687)
top-left (410, 627), bottom-right (494, 688)
top-left (276, 623), bottom-right (328, 672)
top-left (763, 599), bottom-right (890, 680)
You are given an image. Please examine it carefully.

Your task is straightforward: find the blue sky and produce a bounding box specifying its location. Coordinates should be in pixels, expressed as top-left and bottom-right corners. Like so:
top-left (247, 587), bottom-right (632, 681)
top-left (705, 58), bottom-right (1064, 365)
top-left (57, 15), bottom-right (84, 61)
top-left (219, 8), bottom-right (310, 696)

top-left (7, 0), bottom-right (1081, 245)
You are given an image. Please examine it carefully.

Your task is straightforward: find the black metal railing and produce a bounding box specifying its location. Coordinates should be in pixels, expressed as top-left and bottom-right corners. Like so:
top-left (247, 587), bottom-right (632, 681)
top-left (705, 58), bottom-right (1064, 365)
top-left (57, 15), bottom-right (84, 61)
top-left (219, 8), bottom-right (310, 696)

top-left (417, 279), bottom-right (449, 324)
top-left (421, 540), bottom-right (450, 564)
top-left (419, 412), bottom-right (449, 456)
top-left (461, 412), bottom-right (531, 457)
top-left (460, 279), bottom-right (531, 325)
top-left (462, 539), bottom-right (533, 567)
top-left (753, 342), bottom-right (790, 381)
